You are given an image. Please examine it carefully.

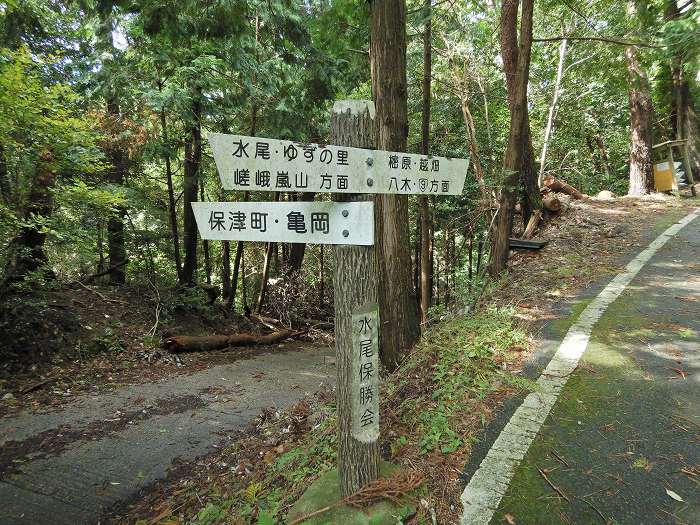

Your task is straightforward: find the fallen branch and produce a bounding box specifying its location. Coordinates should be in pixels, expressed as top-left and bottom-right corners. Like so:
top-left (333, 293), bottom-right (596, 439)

top-left (147, 279), bottom-right (161, 337)
top-left (79, 260), bottom-right (129, 284)
top-left (523, 210), bottom-right (542, 239)
top-left (74, 281), bottom-right (126, 304)
top-left (537, 467), bottom-right (570, 502)
top-left (550, 449), bottom-right (570, 468)
top-left (287, 470), bottom-right (423, 525)
top-left (576, 496), bottom-right (607, 523)
top-left (163, 329), bottom-right (300, 353)
top-left (20, 378), bottom-right (53, 395)
top-left (543, 175), bottom-right (589, 200)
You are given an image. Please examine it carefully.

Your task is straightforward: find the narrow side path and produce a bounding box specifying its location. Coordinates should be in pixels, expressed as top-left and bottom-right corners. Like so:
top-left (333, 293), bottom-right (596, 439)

top-left (461, 209), bottom-right (700, 525)
top-left (0, 345), bottom-right (335, 525)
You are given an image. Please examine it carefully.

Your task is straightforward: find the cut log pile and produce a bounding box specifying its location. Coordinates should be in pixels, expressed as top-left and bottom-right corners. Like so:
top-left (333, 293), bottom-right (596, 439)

top-left (543, 175), bottom-right (589, 200)
top-left (521, 176), bottom-right (587, 240)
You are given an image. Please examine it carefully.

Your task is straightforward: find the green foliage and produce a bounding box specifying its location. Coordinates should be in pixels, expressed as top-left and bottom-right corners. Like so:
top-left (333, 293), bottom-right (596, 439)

top-left (90, 326), bottom-right (125, 354)
top-left (387, 308), bottom-right (528, 455)
top-left (192, 502), bottom-right (227, 525)
top-left (0, 47), bottom-right (104, 177)
top-left (160, 287), bottom-right (211, 320)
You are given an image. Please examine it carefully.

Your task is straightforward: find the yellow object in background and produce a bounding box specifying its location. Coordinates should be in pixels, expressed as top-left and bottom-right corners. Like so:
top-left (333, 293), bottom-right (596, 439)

top-left (653, 162), bottom-right (674, 192)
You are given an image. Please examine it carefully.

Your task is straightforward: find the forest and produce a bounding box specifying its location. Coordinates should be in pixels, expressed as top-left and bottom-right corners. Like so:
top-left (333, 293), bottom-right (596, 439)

top-left (2, 0), bottom-right (698, 320)
top-left (1, 0), bottom-right (699, 524)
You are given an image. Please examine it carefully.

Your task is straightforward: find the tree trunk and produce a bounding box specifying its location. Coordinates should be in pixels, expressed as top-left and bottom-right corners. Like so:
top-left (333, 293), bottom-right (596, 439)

top-left (429, 221), bottom-right (434, 301)
top-left (182, 91), bottom-right (202, 284)
top-left (241, 248), bottom-right (249, 314)
top-left (667, 0), bottom-right (699, 189)
top-left (255, 192), bottom-right (280, 312)
top-left (370, 0), bottom-right (420, 370)
top-left (200, 182), bottom-right (212, 284)
top-left (625, 43), bottom-right (654, 195)
top-left (230, 192), bottom-right (249, 310)
top-left (682, 85), bottom-right (700, 185)
top-left (419, 0), bottom-right (432, 324)
top-left (331, 101), bottom-right (380, 496)
top-left (595, 133), bottom-right (613, 183)
top-left (490, 0), bottom-right (535, 275)
top-left (160, 104), bottom-right (183, 284)
top-left (221, 240), bottom-right (231, 306)
top-left (2, 151), bottom-right (56, 286)
top-left (256, 242), bottom-right (276, 312)
top-left (414, 211), bottom-right (420, 303)
top-left (228, 14), bottom-right (261, 306)
top-left (460, 98), bottom-right (490, 207)
top-left (538, 37), bottom-right (568, 186)
top-left (499, 0), bottom-right (540, 225)
top-left (318, 244), bottom-right (325, 307)
top-left (96, 6), bottom-right (127, 285)
top-left (0, 143), bottom-right (9, 204)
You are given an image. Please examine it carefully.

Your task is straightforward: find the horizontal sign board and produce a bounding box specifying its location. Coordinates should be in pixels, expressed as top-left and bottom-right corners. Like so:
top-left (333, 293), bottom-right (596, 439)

top-left (208, 132), bottom-right (469, 196)
top-left (192, 201), bottom-right (374, 245)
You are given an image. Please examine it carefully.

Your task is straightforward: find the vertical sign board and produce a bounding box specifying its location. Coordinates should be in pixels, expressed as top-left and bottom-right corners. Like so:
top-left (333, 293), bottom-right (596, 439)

top-left (351, 303), bottom-right (380, 443)
top-left (192, 201), bottom-right (374, 245)
top-left (208, 132), bottom-right (469, 196)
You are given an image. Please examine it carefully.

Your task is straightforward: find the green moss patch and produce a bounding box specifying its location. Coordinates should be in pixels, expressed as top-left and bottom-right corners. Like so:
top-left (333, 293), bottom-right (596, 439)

top-left (285, 463), bottom-right (416, 525)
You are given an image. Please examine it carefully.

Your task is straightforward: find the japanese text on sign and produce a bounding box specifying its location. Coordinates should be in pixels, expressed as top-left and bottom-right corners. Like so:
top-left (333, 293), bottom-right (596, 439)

top-left (192, 201), bottom-right (374, 246)
top-left (351, 304), bottom-right (380, 443)
top-left (208, 132), bottom-right (469, 195)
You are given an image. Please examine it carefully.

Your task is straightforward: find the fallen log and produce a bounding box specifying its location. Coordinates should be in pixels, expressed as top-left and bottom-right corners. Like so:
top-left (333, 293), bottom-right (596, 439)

top-left (523, 210), bottom-right (542, 239)
top-left (543, 175), bottom-right (589, 200)
top-left (163, 329), bottom-right (297, 353)
top-left (542, 194), bottom-right (562, 212)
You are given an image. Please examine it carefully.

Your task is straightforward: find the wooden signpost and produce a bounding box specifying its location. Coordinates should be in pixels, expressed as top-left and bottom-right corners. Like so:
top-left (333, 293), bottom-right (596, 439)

top-left (196, 99), bottom-right (468, 498)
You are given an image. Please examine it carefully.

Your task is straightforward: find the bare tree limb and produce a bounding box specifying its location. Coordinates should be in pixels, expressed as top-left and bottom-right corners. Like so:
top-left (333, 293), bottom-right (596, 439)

top-left (534, 35), bottom-right (661, 48)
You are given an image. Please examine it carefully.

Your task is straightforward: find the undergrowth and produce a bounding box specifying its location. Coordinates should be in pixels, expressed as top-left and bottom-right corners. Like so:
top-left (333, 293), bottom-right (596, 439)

top-left (153, 308), bottom-right (531, 525)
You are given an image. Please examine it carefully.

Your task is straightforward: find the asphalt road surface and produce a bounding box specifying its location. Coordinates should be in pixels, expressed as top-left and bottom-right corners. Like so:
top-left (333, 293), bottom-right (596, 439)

top-left (0, 345), bottom-right (334, 524)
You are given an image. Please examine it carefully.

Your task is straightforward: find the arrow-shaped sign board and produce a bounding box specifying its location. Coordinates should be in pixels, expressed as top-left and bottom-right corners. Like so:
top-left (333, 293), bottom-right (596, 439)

top-left (192, 201), bottom-right (374, 245)
top-left (208, 132), bottom-right (469, 196)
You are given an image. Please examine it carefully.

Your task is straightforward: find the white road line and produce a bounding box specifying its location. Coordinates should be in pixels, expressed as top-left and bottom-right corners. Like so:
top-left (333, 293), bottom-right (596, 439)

top-left (460, 208), bottom-right (700, 525)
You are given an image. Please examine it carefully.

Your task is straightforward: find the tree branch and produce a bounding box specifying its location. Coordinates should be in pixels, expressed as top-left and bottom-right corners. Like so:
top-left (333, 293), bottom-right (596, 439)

top-left (534, 35), bottom-right (661, 48)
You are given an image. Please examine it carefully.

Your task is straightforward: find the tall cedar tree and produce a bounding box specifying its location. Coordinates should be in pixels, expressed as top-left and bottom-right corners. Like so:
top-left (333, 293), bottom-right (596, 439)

top-left (625, 1), bottom-right (655, 195)
top-left (490, 0), bottom-right (535, 274)
top-left (96, 1), bottom-right (127, 283)
top-left (182, 88), bottom-right (202, 284)
top-left (370, 0), bottom-right (420, 369)
top-left (666, 0), bottom-right (700, 183)
top-left (419, 0), bottom-right (432, 323)
top-left (500, 0), bottom-right (541, 225)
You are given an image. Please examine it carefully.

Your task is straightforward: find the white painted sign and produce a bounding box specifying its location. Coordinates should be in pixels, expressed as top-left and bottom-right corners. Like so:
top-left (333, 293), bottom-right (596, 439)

top-left (192, 201), bottom-right (374, 245)
top-left (351, 303), bottom-right (380, 443)
top-left (208, 132), bottom-right (469, 195)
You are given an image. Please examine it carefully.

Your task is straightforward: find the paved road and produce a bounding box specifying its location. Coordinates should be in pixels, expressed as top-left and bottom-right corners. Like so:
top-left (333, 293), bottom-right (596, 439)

top-left (0, 345), bottom-right (335, 524)
top-left (464, 212), bottom-right (700, 524)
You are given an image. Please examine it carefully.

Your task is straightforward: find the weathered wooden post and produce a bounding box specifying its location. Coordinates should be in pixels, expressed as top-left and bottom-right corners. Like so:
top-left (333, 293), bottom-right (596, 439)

top-left (330, 100), bottom-right (381, 495)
